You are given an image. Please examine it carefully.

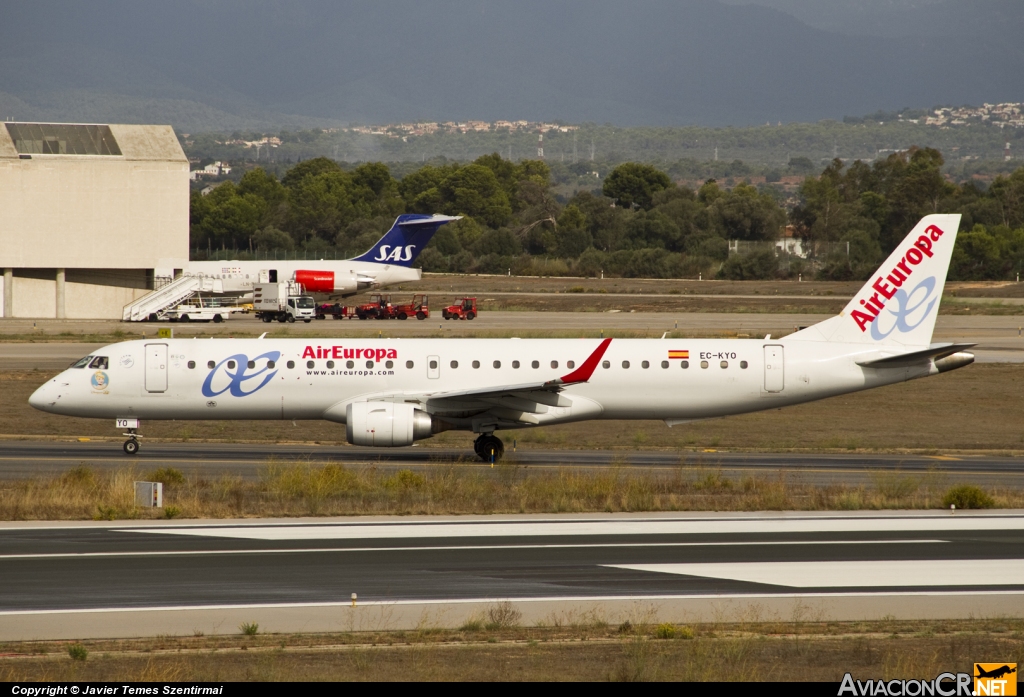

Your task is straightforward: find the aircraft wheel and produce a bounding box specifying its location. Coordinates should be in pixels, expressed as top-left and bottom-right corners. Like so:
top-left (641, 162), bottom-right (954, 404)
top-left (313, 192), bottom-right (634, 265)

top-left (123, 438), bottom-right (140, 456)
top-left (416, 311), bottom-right (426, 320)
top-left (474, 434), bottom-right (504, 462)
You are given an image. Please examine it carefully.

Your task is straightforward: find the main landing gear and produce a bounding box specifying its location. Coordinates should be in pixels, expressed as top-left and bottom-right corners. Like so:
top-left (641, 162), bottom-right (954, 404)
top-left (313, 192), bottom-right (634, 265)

top-left (118, 418), bottom-right (142, 456)
top-left (474, 434), bottom-right (504, 462)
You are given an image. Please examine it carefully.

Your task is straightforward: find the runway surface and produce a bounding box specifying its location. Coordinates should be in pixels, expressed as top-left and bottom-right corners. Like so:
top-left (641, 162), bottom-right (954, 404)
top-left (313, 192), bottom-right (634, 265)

top-left (2, 440), bottom-right (1021, 485)
top-left (1, 511), bottom-right (1022, 638)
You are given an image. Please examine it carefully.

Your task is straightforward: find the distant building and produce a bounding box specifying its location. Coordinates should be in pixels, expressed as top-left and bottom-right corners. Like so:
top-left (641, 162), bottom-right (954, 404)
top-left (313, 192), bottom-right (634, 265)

top-left (0, 122), bottom-right (188, 318)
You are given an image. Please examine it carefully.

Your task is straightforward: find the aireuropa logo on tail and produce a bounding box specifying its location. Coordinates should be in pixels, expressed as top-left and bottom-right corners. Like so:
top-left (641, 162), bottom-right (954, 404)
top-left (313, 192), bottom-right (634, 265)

top-left (850, 224), bottom-right (947, 334)
top-left (202, 351), bottom-right (281, 398)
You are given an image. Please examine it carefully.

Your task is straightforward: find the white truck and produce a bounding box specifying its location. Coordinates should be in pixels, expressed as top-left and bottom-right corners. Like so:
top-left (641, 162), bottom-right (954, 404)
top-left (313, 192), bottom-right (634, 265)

top-left (253, 282), bottom-right (315, 323)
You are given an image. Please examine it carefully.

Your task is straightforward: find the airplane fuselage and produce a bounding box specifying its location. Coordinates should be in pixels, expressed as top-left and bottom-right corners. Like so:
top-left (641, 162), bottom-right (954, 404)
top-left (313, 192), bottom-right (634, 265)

top-left (30, 336), bottom-right (946, 429)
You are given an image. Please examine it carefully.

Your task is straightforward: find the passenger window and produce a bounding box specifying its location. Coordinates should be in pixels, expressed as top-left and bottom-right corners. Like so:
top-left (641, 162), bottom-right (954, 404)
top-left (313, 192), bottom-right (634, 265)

top-left (71, 356), bottom-right (93, 369)
top-left (327, 360), bottom-right (335, 369)
top-left (268, 360), bottom-right (276, 369)
top-left (429, 360), bottom-right (438, 369)
top-left (366, 361), bottom-right (374, 369)
top-left (472, 360), bottom-right (480, 369)
top-left (740, 361), bottom-right (748, 369)
top-left (493, 360), bottom-right (501, 369)
top-left (641, 360), bottom-right (649, 369)
top-left (700, 360), bottom-right (709, 369)
top-left (187, 361), bottom-right (196, 369)
top-left (661, 360), bottom-right (669, 369)
top-left (567, 360), bottom-right (575, 369)
top-left (532, 360), bottom-right (539, 369)
top-left (602, 360), bottom-right (610, 369)
top-left (89, 356), bottom-right (109, 369)
top-left (451, 360), bottom-right (459, 369)
top-left (247, 360), bottom-right (255, 369)
top-left (622, 361), bottom-right (630, 369)
top-left (681, 360), bottom-right (689, 369)
top-left (551, 361), bottom-right (558, 369)
top-left (406, 361), bottom-right (414, 369)
top-left (512, 360), bottom-right (520, 369)
top-left (307, 360), bottom-right (314, 369)
top-left (720, 360), bottom-right (728, 369)
top-left (228, 360), bottom-right (236, 370)
top-left (208, 360), bottom-right (215, 369)
top-left (287, 361), bottom-right (295, 369)
top-left (386, 360), bottom-right (394, 369)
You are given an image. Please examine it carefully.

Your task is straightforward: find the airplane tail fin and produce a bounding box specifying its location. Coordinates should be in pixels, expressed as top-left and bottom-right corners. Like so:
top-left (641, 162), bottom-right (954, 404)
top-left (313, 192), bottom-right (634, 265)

top-left (788, 213), bottom-right (962, 347)
top-left (350, 214), bottom-right (461, 267)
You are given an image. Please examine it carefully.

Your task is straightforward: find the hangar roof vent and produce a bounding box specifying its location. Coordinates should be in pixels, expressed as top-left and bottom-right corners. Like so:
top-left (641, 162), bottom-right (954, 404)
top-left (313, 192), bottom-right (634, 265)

top-left (4, 123), bottom-right (122, 156)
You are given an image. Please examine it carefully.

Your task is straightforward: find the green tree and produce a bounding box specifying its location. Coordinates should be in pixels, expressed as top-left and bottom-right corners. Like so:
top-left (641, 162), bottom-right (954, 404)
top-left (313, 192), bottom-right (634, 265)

top-left (603, 163), bottom-right (672, 210)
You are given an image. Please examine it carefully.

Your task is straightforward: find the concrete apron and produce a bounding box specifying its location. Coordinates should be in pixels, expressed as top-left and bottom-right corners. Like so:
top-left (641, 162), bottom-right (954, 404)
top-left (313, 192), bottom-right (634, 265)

top-left (3, 592), bottom-right (1023, 641)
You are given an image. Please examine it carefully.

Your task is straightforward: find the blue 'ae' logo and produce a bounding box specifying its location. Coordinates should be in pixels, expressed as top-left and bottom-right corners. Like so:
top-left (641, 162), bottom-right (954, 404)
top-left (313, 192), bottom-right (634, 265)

top-left (870, 276), bottom-right (938, 341)
top-left (201, 351), bottom-right (281, 398)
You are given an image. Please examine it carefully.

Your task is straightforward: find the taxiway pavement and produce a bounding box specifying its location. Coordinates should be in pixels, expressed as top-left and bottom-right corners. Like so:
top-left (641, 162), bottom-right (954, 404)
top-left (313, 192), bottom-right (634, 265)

top-left (0, 440), bottom-right (1021, 486)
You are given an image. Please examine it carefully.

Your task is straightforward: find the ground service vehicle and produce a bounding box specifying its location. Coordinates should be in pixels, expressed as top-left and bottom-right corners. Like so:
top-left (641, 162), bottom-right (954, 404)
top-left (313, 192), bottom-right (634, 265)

top-left (443, 297), bottom-right (477, 320)
top-left (315, 303), bottom-right (353, 320)
top-left (356, 294), bottom-right (393, 320)
top-left (31, 215), bottom-right (975, 462)
top-left (393, 294), bottom-right (429, 320)
top-left (162, 295), bottom-right (234, 323)
top-left (253, 282), bottom-right (316, 323)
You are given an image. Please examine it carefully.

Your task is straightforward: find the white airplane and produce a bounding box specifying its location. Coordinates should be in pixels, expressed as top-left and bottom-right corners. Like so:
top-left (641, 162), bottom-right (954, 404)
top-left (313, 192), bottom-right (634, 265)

top-left (184, 214), bottom-right (460, 296)
top-left (31, 214), bottom-right (973, 460)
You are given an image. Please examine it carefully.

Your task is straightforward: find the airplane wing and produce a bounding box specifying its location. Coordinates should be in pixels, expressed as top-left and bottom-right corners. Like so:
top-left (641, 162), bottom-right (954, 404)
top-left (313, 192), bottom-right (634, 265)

top-left (326, 339), bottom-right (612, 426)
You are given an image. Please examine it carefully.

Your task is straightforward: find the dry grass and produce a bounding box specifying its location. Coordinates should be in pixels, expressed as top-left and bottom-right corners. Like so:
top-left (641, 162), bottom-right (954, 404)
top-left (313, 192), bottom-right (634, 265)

top-left (0, 618), bottom-right (1021, 682)
top-left (3, 363), bottom-right (1024, 453)
top-left (1, 461), bottom-right (1020, 520)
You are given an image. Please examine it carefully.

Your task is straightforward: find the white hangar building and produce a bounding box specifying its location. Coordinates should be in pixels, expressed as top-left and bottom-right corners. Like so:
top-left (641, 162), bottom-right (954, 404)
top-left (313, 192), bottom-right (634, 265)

top-left (0, 122), bottom-right (189, 319)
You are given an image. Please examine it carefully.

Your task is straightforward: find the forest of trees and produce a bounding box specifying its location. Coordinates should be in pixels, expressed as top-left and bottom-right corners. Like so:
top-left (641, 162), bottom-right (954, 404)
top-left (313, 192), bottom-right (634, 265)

top-left (189, 148), bottom-right (1024, 281)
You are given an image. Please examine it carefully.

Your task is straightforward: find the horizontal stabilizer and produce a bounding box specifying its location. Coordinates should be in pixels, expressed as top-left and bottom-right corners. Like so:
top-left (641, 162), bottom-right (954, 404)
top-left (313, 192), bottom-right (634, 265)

top-left (856, 342), bottom-right (976, 368)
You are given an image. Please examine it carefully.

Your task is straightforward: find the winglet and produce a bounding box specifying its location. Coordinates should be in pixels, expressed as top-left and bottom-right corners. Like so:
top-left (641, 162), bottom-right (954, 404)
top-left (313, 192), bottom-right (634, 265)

top-left (555, 338), bottom-right (612, 386)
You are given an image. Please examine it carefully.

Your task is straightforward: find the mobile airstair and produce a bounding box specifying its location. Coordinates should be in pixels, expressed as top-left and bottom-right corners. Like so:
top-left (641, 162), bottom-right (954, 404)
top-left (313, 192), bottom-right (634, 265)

top-left (121, 275), bottom-right (223, 321)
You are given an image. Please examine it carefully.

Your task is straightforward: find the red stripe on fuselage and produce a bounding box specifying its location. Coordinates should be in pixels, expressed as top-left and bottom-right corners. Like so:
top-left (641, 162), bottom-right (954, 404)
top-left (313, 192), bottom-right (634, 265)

top-left (559, 338), bottom-right (612, 385)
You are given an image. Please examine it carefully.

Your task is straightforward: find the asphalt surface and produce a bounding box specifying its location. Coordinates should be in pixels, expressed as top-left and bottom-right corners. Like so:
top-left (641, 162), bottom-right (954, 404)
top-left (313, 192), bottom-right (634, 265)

top-left (2, 440), bottom-right (1022, 485)
top-left (1, 512), bottom-right (1022, 613)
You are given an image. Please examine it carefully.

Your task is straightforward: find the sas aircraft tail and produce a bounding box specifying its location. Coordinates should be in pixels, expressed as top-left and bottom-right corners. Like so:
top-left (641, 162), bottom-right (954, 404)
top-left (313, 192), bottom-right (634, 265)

top-left (351, 214), bottom-right (461, 267)
top-left (789, 213), bottom-right (962, 348)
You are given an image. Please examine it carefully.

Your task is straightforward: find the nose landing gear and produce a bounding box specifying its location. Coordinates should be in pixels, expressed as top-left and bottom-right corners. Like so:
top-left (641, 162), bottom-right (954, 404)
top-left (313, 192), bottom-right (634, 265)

top-left (473, 434), bottom-right (504, 462)
top-left (117, 418), bottom-right (142, 456)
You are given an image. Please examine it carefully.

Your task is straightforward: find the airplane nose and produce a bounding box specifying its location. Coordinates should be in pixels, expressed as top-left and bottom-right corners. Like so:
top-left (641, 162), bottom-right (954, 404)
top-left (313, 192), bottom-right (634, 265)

top-left (29, 380), bottom-right (59, 412)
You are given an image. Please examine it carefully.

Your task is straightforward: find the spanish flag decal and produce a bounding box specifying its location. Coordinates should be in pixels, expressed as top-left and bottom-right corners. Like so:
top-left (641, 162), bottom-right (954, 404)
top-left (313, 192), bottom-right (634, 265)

top-left (668, 350), bottom-right (689, 359)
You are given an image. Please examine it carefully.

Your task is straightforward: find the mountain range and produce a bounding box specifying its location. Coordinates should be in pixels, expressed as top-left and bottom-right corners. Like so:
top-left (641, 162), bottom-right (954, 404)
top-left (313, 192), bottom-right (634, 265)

top-left (0, 0), bottom-right (1020, 131)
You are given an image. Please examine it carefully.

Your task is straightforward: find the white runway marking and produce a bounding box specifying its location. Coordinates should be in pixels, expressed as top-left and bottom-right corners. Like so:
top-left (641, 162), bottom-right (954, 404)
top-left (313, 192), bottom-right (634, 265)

top-left (607, 560), bottom-right (1024, 588)
top-left (120, 515), bottom-right (1024, 541)
top-left (0, 539), bottom-right (944, 561)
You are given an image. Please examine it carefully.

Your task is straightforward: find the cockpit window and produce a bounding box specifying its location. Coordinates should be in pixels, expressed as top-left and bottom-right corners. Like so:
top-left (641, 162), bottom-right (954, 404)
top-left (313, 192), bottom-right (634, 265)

top-left (71, 356), bottom-right (93, 368)
top-left (89, 356), bottom-right (109, 369)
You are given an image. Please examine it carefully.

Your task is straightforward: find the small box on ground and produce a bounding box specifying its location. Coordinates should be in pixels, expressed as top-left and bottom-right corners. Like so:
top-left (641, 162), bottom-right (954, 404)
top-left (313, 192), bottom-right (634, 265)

top-left (134, 481), bottom-right (163, 508)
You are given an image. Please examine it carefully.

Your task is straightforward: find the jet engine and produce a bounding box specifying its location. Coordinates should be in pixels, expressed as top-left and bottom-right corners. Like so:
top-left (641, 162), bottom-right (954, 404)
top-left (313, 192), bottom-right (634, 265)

top-left (345, 402), bottom-right (433, 447)
top-left (294, 270), bottom-right (376, 295)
